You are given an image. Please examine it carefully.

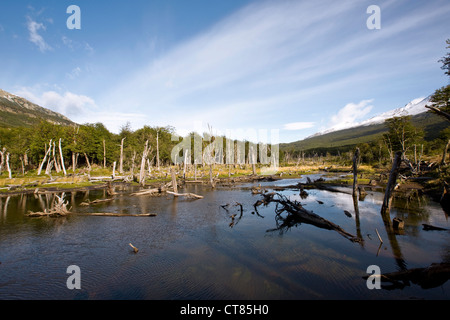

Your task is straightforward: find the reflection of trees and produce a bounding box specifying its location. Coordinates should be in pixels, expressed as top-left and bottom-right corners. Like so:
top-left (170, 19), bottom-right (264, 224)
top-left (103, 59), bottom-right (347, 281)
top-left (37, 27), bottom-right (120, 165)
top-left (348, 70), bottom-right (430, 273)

top-left (353, 194), bottom-right (363, 246)
top-left (380, 207), bottom-right (407, 271)
top-left (260, 192), bottom-right (361, 242)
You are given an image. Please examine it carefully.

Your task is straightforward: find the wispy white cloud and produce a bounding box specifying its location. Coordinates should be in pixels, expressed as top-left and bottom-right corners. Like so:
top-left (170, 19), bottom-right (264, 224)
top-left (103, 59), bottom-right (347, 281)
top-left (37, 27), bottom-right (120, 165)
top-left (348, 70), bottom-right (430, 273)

top-left (62, 35), bottom-right (94, 54)
top-left (66, 67), bottom-right (82, 80)
top-left (26, 16), bottom-right (52, 53)
top-left (102, 0), bottom-right (450, 137)
top-left (15, 87), bottom-right (96, 116)
top-left (103, 1), bottom-right (360, 109)
top-left (327, 99), bottom-right (374, 132)
top-left (14, 87), bottom-right (145, 132)
top-left (283, 122), bottom-right (316, 131)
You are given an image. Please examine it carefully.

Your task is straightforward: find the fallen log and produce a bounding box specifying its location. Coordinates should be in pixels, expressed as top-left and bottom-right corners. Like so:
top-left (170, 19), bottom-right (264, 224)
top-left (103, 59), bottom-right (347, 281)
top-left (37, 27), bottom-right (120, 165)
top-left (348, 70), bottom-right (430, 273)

top-left (27, 193), bottom-right (71, 217)
top-left (27, 211), bottom-right (157, 217)
top-left (80, 198), bottom-right (115, 206)
top-left (26, 211), bottom-right (64, 218)
top-left (81, 213), bottom-right (157, 217)
top-left (129, 243), bottom-right (139, 253)
top-left (166, 191), bottom-right (204, 199)
top-left (264, 192), bottom-right (362, 243)
top-left (130, 188), bottom-right (160, 196)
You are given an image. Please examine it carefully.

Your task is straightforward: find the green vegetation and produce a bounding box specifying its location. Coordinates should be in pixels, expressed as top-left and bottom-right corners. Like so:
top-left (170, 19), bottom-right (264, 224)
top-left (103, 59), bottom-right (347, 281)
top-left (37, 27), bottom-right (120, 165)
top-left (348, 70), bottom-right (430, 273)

top-left (1, 39), bottom-right (449, 198)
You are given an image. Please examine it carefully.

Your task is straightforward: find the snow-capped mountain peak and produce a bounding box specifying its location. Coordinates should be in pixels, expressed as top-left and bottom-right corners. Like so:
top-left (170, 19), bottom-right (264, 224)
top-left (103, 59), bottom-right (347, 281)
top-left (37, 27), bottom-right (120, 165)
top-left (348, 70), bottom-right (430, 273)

top-left (310, 96), bottom-right (431, 138)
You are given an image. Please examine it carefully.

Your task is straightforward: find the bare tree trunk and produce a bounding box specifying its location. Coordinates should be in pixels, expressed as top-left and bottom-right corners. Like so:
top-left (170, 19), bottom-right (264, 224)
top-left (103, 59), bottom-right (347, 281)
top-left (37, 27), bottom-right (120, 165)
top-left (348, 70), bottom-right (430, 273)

top-left (352, 148), bottom-right (360, 198)
top-left (112, 161), bottom-right (116, 179)
top-left (130, 150), bottom-right (136, 178)
top-left (6, 152), bottom-right (12, 179)
top-left (183, 151), bottom-right (188, 179)
top-left (72, 152), bottom-right (79, 173)
top-left (20, 156), bottom-right (25, 175)
top-left (0, 147), bottom-right (5, 174)
top-left (52, 141), bottom-right (61, 173)
top-left (45, 159), bottom-right (54, 176)
top-left (171, 168), bottom-right (178, 195)
top-left (59, 138), bottom-right (67, 176)
top-left (381, 151), bottom-right (402, 216)
top-left (84, 153), bottom-right (91, 171)
top-left (103, 139), bottom-right (106, 168)
top-left (38, 140), bottom-right (52, 176)
top-left (156, 131), bottom-right (160, 171)
top-left (119, 137), bottom-right (126, 174)
top-left (139, 140), bottom-right (150, 186)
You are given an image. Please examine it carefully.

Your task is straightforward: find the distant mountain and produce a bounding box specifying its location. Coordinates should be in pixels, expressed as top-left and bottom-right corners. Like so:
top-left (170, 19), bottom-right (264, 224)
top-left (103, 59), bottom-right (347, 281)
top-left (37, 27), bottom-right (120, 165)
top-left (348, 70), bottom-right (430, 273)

top-left (309, 96), bottom-right (431, 138)
top-left (0, 89), bottom-right (75, 128)
top-left (281, 96), bottom-right (446, 154)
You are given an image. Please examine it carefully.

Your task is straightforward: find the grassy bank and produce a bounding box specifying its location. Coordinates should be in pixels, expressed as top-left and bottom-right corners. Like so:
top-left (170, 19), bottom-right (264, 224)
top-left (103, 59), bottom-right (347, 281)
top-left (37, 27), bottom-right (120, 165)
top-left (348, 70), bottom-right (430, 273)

top-left (0, 162), bottom-right (445, 202)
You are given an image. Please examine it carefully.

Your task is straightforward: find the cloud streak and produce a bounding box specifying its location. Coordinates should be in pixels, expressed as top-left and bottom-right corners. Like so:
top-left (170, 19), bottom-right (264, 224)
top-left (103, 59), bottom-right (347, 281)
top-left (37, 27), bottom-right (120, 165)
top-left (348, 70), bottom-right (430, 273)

top-left (26, 16), bottom-right (52, 53)
top-left (283, 122), bottom-right (316, 131)
top-left (328, 99), bottom-right (374, 131)
top-left (16, 87), bottom-right (96, 116)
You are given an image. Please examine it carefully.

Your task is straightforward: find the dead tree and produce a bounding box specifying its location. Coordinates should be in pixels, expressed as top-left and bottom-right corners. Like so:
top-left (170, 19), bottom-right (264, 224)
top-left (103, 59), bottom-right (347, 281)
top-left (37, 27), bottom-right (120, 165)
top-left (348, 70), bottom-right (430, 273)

top-left (260, 192), bottom-right (361, 242)
top-left (103, 139), bottom-right (107, 168)
top-left (156, 131), bottom-right (160, 171)
top-left (381, 151), bottom-right (402, 216)
top-left (5, 152), bottom-right (12, 179)
top-left (139, 140), bottom-right (151, 186)
top-left (38, 140), bottom-right (52, 176)
top-left (352, 148), bottom-right (360, 199)
top-left (0, 147), bottom-right (5, 174)
top-left (27, 193), bottom-right (71, 217)
top-left (59, 138), bottom-right (67, 176)
top-left (119, 137), bottom-right (126, 174)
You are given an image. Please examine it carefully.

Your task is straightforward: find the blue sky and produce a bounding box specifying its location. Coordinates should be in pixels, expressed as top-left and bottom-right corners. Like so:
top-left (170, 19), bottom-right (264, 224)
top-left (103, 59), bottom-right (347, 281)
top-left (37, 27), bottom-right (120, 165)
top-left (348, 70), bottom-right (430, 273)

top-left (0, 0), bottom-right (449, 143)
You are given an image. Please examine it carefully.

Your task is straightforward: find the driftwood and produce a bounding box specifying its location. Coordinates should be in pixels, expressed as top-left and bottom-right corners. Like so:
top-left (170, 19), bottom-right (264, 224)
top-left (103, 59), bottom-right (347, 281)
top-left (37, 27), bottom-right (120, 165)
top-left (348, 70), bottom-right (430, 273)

top-left (352, 148), bottom-right (360, 198)
top-left (131, 188), bottom-right (160, 196)
top-left (84, 213), bottom-right (157, 217)
top-left (381, 151), bottom-right (402, 215)
top-left (27, 193), bottom-right (71, 217)
top-left (129, 243), bottom-right (139, 253)
top-left (364, 263), bottom-right (450, 290)
top-left (166, 191), bottom-right (204, 199)
top-left (80, 198), bottom-right (115, 206)
top-left (260, 192), bottom-right (361, 242)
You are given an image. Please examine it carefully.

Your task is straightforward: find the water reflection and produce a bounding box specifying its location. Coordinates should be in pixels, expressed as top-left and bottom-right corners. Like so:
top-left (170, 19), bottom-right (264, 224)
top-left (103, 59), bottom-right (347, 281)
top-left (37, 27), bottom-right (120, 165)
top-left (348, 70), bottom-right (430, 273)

top-left (0, 177), bottom-right (449, 299)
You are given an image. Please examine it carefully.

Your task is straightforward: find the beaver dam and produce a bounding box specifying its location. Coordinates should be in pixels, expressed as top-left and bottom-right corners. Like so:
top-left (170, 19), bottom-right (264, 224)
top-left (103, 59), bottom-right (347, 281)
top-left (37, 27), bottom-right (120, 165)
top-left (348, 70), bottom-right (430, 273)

top-left (0, 172), bottom-right (449, 300)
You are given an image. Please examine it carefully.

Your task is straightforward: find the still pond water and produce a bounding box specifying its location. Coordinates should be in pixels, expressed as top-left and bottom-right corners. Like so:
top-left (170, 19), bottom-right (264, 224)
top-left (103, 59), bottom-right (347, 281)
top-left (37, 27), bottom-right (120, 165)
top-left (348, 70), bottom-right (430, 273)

top-left (0, 174), bottom-right (449, 300)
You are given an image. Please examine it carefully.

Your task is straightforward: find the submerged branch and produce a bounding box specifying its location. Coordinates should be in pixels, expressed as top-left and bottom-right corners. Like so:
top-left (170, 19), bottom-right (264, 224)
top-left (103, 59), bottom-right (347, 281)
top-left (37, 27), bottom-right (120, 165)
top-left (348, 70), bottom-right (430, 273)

top-left (263, 192), bottom-right (362, 243)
